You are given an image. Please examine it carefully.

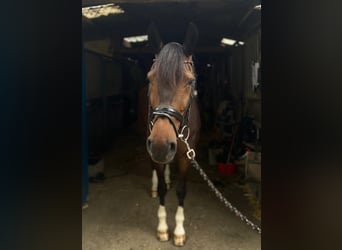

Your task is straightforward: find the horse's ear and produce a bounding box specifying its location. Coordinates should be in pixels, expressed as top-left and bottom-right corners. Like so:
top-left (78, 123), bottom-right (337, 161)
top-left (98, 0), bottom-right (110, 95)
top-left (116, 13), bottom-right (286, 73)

top-left (147, 22), bottom-right (163, 54)
top-left (183, 22), bottom-right (199, 56)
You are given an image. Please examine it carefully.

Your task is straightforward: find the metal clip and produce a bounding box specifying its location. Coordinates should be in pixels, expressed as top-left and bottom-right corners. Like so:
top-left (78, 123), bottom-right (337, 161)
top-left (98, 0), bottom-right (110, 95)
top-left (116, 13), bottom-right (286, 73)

top-left (186, 149), bottom-right (196, 160)
top-left (179, 132), bottom-right (195, 160)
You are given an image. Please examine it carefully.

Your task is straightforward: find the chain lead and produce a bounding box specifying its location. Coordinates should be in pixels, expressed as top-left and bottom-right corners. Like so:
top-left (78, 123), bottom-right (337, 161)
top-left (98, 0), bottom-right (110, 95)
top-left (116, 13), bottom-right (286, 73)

top-left (190, 159), bottom-right (261, 234)
top-left (178, 133), bottom-right (261, 234)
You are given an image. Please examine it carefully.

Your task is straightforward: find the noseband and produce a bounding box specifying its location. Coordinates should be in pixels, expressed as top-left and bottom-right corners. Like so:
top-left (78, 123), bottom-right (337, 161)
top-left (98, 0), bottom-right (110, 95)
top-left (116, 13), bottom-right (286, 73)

top-left (148, 60), bottom-right (196, 138)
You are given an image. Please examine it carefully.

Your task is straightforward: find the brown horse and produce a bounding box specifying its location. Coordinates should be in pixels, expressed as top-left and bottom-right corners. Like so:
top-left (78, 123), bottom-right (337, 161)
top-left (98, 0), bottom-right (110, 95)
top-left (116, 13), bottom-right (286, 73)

top-left (146, 23), bottom-right (201, 246)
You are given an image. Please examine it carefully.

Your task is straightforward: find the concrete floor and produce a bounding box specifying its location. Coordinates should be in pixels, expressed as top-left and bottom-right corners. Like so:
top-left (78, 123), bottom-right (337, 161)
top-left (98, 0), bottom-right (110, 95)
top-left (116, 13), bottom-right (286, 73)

top-left (82, 131), bottom-right (261, 250)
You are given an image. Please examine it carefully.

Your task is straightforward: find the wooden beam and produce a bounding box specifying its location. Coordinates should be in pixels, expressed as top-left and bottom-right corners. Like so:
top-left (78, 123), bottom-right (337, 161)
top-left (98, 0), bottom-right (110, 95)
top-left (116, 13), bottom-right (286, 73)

top-left (117, 46), bottom-right (226, 54)
top-left (238, 0), bottom-right (260, 27)
top-left (82, 0), bottom-right (232, 7)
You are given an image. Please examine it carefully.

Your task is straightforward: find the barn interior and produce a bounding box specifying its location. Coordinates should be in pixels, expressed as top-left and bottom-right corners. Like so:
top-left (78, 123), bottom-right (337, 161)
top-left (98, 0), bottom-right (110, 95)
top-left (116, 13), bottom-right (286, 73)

top-left (82, 0), bottom-right (261, 248)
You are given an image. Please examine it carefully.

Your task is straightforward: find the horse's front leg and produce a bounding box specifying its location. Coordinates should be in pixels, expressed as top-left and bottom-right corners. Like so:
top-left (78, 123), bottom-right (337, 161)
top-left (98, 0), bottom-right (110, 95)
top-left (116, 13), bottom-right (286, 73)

top-left (164, 163), bottom-right (171, 190)
top-left (151, 163), bottom-right (171, 198)
top-left (173, 158), bottom-right (189, 246)
top-left (155, 164), bottom-right (169, 241)
top-left (151, 169), bottom-right (158, 198)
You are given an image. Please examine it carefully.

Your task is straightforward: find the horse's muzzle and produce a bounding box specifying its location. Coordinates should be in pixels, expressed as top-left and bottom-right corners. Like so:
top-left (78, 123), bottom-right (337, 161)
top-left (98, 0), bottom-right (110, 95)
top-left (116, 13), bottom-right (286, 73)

top-left (146, 137), bottom-right (177, 164)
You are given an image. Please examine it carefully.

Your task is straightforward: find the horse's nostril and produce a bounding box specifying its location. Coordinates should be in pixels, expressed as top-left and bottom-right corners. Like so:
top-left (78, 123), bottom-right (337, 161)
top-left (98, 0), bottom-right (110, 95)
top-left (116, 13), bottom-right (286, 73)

top-left (169, 141), bottom-right (176, 153)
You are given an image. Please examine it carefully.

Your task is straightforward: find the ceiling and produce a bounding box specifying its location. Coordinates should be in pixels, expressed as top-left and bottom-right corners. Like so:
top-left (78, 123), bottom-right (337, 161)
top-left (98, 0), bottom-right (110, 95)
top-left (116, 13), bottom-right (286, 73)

top-left (82, 0), bottom-right (261, 51)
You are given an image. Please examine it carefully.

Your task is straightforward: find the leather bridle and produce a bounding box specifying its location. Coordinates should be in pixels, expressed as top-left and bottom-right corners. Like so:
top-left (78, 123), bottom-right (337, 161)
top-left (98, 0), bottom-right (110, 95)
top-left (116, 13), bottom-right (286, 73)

top-left (148, 60), bottom-right (196, 138)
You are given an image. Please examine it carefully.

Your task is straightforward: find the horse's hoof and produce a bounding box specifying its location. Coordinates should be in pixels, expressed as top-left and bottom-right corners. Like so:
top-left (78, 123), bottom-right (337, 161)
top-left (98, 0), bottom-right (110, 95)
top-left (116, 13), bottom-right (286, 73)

top-left (166, 183), bottom-right (171, 190)
top-left (157, 230), bottom-right (169, 242)
top-left (173, 234), bottom-right (186, 247)
top-left (151, 190), bottom-right (158, 198)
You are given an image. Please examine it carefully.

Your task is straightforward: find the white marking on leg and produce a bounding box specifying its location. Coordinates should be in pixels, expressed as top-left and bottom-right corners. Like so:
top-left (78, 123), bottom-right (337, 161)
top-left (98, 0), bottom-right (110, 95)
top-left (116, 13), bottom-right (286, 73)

top-left (174, 206), bottom-right (185, 236)
top-left (158, 205), bottom-right (168, 231)
top-left (151, 169), bottom-right (158, 198)
top-left (174, 206), bottom-right (186, 246)
top-left (164, 164), bottom-right (171, 189)
top-left (157, 205), bottom-right (169, 241)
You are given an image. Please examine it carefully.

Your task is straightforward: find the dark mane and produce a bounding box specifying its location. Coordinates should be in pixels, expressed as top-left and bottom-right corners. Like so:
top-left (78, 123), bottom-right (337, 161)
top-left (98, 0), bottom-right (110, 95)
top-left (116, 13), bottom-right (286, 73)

top-left (153, 42), bottom-right (185, 102)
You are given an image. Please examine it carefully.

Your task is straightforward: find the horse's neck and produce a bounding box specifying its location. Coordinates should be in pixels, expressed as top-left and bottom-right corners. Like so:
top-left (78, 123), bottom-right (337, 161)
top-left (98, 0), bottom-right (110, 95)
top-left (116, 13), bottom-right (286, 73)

top-left (187, 98), bottom-right (200, 147)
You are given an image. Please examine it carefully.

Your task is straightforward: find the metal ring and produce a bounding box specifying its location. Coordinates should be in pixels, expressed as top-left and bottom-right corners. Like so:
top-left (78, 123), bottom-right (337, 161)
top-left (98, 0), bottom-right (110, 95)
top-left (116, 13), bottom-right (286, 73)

top-left (179, 125), bottom-right (190, 140)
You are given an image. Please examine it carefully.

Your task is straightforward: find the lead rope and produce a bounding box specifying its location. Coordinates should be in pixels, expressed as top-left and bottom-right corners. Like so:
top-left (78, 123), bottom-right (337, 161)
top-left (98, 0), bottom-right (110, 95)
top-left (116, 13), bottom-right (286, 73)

top-left (178, 128), bottom-right (262, 234)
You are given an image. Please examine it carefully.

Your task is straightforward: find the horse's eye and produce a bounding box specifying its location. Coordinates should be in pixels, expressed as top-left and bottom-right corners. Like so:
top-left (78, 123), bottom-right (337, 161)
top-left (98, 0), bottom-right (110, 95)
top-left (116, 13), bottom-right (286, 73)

top-left (187, 79), bottom-right (196, 86)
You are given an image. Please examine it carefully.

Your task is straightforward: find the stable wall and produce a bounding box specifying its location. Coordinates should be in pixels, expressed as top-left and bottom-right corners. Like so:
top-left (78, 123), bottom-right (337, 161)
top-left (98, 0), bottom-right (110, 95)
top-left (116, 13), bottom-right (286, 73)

top-left (84, 41), bottom-right (147, 154)
top-left (85, 51), bottom-right (123, 100)
top-left (84, 48), bottom-right (124, 154)
top-left (231, 29), bottom-right (261, 125)
top-left (243, 29), bottom-right (261, 124)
